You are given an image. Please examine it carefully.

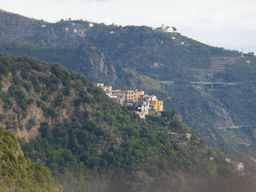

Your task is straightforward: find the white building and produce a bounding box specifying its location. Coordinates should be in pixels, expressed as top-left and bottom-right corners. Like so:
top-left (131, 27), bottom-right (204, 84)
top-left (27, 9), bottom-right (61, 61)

top-left (237, 162), bottom-right (244, 172)
top-left (154, 24), bottom-right (175, 33)
top-left (137, 95), bottom-right (157, 115)
top-left (163, 26), bottom-right (174, 32)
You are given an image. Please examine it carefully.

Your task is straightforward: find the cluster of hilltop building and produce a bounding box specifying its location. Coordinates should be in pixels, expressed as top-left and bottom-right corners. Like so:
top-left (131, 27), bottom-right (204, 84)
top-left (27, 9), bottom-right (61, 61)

top-left (154, 23), bottom-right (177, 33)
top-left (97, 83), bottom-right (163, 119)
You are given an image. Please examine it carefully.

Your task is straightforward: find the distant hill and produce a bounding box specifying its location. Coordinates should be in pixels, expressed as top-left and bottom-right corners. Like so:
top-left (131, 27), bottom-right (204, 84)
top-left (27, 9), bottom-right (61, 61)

top-left (0, 10), bottom-right (243, 83)
top-left (0, 10), bottom-right (48, 42)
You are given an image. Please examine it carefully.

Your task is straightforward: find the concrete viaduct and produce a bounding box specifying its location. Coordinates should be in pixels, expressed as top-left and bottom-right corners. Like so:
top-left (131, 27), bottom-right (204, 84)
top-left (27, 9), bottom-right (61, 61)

top-left (191, 82), bottom-right (238, 89)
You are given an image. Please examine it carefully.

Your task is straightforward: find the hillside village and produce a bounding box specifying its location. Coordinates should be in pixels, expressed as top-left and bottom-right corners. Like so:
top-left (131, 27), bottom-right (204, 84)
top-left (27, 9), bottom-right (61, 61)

top-left (97, 83), bottom-right (164, 119)
top-left (96, 84), bottom-right (246, 173)
top-left (42, 21), bottom-right (177, 37)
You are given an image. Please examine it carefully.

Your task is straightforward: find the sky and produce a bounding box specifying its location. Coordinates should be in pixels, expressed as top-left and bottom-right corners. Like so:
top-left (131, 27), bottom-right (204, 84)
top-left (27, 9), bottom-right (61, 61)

top-left (2, 0), bottom-right (256, 53)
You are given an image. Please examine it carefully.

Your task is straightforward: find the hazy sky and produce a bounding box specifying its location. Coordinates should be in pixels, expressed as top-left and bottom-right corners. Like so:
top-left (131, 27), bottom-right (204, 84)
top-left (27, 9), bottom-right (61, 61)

top-left (2, 0), bottom-right (256, 53)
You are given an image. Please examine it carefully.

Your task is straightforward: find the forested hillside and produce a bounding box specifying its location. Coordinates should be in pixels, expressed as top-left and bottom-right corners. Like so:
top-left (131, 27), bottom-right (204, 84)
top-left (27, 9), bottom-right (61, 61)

top-left (0, 10), bottom-right (47, 42)
top-left (1, 54), bottom-right (255, 191)
top-left (0, 122), bottom-right (61, 191)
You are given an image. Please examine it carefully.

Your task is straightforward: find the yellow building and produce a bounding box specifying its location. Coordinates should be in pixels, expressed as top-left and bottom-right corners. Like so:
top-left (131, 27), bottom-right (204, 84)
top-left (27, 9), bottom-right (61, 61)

top-left (117, 90), bottom-right (128, 101)
top-left (152, 100), bottom-right (164, 111)
top-left (130, 90), bottom-right (145, 103)
top-left (112, 90), bottom-right (144, 103)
